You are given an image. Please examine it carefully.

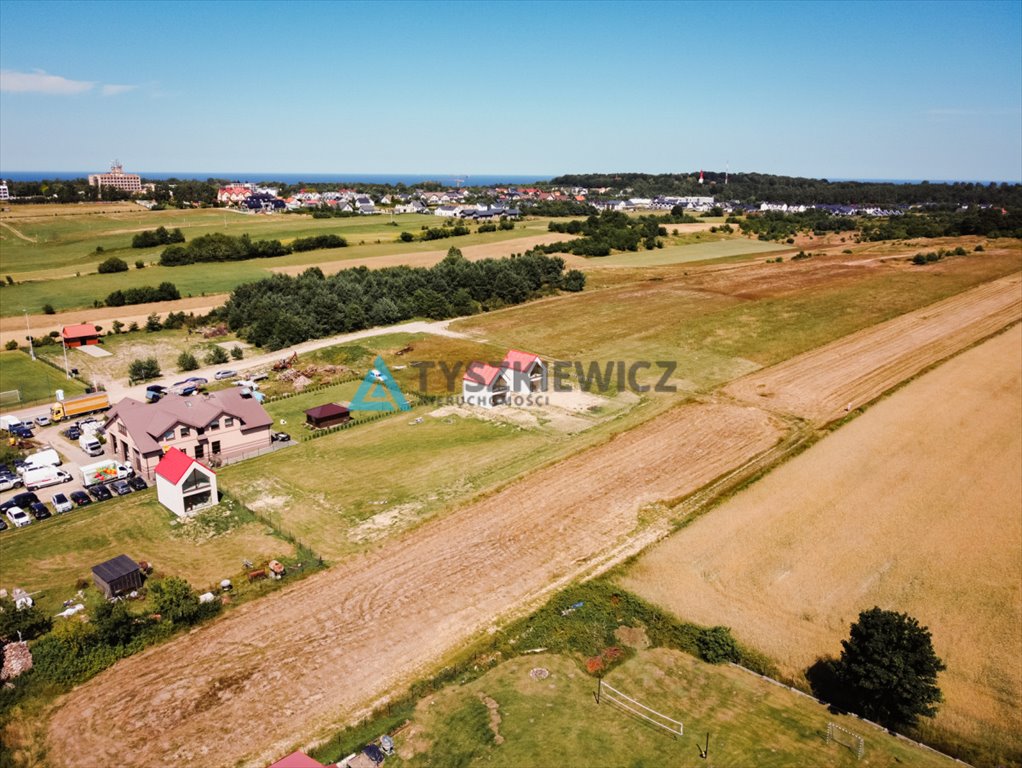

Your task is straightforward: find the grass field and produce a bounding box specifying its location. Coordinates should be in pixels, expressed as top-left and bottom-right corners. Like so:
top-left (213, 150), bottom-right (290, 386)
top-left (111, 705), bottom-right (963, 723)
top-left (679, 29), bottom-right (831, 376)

top-left (592, 237), bottom-right (789, 267)
top-left (0, 205), bottom-right (559, 315)
top-left (340, 650), bottom-right (952, 768)
top-left (0, 490), bottom-right (296, 615)
top-left (620, 325), bottom-right (1022, 766)
top-left (0, 350), bottom-right (88, 407)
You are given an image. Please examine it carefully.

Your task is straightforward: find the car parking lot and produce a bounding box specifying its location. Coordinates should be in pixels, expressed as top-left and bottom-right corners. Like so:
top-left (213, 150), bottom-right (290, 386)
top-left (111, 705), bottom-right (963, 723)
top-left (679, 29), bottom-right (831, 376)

top-left (1, 418), bottom-right (148, 533)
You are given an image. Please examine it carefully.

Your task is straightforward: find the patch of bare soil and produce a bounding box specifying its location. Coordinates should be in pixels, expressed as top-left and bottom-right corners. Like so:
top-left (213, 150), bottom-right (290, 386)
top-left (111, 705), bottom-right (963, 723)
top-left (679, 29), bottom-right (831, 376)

top-left (724, 273), bottom-right (1022, 423)
top-left (45, 400), bottom-right (783, 768)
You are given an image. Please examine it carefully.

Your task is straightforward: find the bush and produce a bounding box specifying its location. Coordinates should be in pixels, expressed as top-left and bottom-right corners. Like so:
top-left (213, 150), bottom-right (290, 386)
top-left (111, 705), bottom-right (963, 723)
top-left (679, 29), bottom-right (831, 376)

top-left (42, 303), bottom-right (55, 314)
top-left (561, 269), bottom-right (586, 292)
top-left (230, 345), bottom-right (244, 360)
top-left (4, 339), bottom-right (18, 351)
top-left (177, 351), bottom-right (199, 371)
top-left (696, 626), bottom-right (741, 663)
top-left (291, 234), bottom-right (347, 252)
top-left (97, 256), bottom-right (128, 273)
top-left (206, 346), bottom-right (229, 365)
top-left (132, 226), bottom-right (185, 249)
top-left (145, 313), bottom-right (163, 332)
top-left (399, 231), bottom-right (415, 242)
top-left (128, 357), bottom-right (161, 381)
top-left (135, 260), bottom-right (145, 269)
top-left (0, 596), bottom-right (52, 641)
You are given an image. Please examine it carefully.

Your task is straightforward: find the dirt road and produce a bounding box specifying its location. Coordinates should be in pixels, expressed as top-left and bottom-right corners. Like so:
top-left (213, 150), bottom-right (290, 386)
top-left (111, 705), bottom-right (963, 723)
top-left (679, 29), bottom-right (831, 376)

top-left (46, 402), bottom-right (784, 767)
top-left (724, 273), bottom-right (1022, 423)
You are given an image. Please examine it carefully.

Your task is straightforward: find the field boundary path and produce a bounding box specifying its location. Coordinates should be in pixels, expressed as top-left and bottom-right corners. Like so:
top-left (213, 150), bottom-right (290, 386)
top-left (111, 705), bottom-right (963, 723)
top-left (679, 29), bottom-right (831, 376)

top-left (0, 220), bottom-right (37, 242)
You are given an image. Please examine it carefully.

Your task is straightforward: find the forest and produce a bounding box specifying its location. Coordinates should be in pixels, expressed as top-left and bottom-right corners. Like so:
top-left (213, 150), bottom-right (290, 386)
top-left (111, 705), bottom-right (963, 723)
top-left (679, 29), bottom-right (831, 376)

top-left (220, 248), bottom-right (584, 349)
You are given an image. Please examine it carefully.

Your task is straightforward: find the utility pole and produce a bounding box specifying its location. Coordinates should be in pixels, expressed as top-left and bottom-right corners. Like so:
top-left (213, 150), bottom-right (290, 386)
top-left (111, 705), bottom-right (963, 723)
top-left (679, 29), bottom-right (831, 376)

top-left (24, 310), bottom-right (34, 360)
top-left (62, 335), bottom-right (70, 378)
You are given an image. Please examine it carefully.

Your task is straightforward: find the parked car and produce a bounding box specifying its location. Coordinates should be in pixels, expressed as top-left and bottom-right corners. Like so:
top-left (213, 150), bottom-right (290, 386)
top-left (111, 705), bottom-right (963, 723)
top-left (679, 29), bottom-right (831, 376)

top-left (63, 425), bottom-right (82, 440)
top-left (69, 490), bottom-right (92, 507)
top-left (88, 484), bottom-right (112, 501)
top-left (0, 517), bottom-right (7, 532)
top-left (127, 475), bottom-right (148, 491)
top-left (5, 507), bottom-right (32, 527)
top-left (34, 414), bottom-right (51, 426)
top-left (51, 492), bottom-right (73, 513)
top-left (186, 376), bottom-right (208, 386)
top-left (214, 369), bottom-right (237, 380)
top-left (1, 492), bottom-right (39, 513)
top-left (10, 425), bottom-right (33, 438)
top-left (29, 501), bottom-right (52, 521)
top-left (0, 474), bottom-right (23, 492)
top-left (110, 479), bottom-right (132, 496)
top-left (272, 431), bottom-right (291, 443)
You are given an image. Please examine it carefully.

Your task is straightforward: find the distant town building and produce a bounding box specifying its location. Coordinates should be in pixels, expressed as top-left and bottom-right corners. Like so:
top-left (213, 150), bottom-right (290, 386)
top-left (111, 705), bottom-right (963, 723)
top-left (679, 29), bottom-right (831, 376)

top-left (88, 161), bottom-right (143, 195)
top-left (0, 180), bottom-right (9, 201)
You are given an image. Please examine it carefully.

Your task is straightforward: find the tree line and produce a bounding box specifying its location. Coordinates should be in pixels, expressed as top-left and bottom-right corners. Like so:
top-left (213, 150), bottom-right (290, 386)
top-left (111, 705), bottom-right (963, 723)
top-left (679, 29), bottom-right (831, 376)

top-left (219, 248), bottom-right (584, 349)
top-left (132, 226), bottom-right (185, 248)
top-left (549, 171), bottom-right (1022, 208)
top-left (105, 282), bottom-right (181, 306)
top-left (544, 210), bottom-right (669, 256)
top-left (159, 231), bottom-right (347, 266)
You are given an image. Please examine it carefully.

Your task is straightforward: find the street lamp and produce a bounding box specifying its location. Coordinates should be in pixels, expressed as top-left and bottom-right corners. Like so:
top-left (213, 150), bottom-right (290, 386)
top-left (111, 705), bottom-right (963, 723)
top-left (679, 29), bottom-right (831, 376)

top-left (23, 310), bottom-right (34, 360)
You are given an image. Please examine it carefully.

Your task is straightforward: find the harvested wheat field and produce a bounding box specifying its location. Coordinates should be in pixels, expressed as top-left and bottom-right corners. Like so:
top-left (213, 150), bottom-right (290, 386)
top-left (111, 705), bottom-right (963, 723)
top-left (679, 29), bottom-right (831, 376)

top-left (622, 324), bottom-right (1022, 763)
top-left (270, 232), bottom-right (584, 276)
top-left (46, 401), bottom-right (783, 768)
top-left (725, 272), bottom-right (1022, 423)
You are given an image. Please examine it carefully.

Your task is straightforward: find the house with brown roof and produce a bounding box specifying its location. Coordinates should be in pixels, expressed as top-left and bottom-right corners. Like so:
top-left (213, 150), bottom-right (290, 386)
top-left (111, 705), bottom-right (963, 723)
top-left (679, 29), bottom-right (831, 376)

top-left (155, 446), bottom-right (218, 517)
top-left (304, 403), bottom-right (351, 429)
top-left (104, 389), bottom-right (272, 478)
top-left (61, 323), bottom-right (100, 347)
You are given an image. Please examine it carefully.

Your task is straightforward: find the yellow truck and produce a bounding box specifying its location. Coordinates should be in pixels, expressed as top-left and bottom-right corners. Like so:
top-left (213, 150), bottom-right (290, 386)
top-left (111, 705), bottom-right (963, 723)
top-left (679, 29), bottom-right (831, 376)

top-left (50, 392), bottom-right (111, 422)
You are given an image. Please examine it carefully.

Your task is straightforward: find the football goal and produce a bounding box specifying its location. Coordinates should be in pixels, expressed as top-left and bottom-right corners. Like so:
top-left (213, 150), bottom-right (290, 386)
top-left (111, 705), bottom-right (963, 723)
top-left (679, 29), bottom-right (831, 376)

top-left (827, 722), bottom-right (865, 759)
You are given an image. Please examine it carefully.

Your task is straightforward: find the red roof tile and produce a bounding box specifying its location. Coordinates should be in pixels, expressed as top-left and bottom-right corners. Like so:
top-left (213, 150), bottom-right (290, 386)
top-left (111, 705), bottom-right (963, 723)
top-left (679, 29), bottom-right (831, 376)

top-left (154, 447), bottom-right (214, 485)
top-left (463, 362), bottom-right (505, 386)
top-left (61, 323), bottom-right (99, 338)
top-left (267, 752), bottom-right (326, 768)
top-left (502, 349), bottom-right (541, 372)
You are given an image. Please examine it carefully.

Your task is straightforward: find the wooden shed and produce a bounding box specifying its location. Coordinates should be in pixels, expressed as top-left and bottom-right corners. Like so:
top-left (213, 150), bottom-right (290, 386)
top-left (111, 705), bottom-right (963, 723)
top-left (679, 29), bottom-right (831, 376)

top-left (61, 323), bottom-right (100, 348)
top-left (304, 403), bottom-right (351, 429)
top-left (91, 554), bottom-right (143, 599)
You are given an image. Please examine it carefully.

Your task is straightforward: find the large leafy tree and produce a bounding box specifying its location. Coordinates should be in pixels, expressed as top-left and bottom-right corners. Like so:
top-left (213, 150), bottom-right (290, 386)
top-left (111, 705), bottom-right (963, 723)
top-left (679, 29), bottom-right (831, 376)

top-left (834, 607), bottom-right (946, 728)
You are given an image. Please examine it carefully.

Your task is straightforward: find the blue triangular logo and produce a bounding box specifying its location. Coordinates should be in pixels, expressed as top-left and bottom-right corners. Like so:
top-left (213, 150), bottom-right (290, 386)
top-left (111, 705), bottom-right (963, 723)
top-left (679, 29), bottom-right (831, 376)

top-left (350, 356), bottom-right (411, 412)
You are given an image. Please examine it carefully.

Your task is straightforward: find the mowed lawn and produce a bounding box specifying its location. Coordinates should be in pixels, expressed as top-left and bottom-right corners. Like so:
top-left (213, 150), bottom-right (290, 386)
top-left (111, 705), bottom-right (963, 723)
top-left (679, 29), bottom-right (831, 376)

top-left (620, 326), bottom-right (1022, 766)
top-left (0, 491), bottom-right (294, 615)
top-left (355, 650), bottom-right (951, 768)
top-left (0, 350), bottom-right (88, 406)
top-left (220, 409), bottom-right (554, 561)
top-left (592, 237), bottom-right (789, 267)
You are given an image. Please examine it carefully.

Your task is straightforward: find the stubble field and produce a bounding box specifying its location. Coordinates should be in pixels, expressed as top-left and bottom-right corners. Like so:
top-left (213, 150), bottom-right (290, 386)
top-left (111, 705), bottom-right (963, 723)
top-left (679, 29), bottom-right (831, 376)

top-left (621, 324), bottom-right (1022, 765)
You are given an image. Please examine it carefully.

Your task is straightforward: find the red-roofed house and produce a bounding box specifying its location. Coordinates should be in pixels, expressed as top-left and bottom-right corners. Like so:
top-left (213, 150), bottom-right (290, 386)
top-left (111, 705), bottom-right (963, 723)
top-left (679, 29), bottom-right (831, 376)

top-left (267, 750), bottom-right (326, 768)
top-left (462, 349), bottom-right (546, 408)
top-left (61, 323), bottom-right (100, 348)
top-left (155, 447), bottom-right (218, 517)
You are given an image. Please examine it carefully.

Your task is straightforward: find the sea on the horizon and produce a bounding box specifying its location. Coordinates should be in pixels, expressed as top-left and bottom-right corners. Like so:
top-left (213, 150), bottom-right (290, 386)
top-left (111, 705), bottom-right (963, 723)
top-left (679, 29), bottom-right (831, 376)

top-left (0, 171), bottom-right (552, 186)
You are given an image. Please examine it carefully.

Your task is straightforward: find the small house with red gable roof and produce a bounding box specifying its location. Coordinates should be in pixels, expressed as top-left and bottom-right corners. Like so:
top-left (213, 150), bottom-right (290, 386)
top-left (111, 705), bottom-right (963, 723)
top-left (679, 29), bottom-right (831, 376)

top-left (462, 349), bottom-right (545, 408)
top-left (155, 446), bottom-right (218, 517)
top-left (61, 323), bottom-right (100, 348)
top-left (266, 751), bottom-right (326, 768)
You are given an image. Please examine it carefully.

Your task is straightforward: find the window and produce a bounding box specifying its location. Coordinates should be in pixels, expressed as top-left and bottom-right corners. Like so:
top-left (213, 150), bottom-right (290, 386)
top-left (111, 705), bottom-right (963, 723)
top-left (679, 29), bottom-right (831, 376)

top-left (196, 427), bottom-right (205, 436)
top-left (212, 440), bottom-right (221, 455)
top-left (209, 419), bottom-right (220, 431)
top-left (224, 417), bottom-right (234, 427)
top-left (180, 427), bottom-right (190, 438)
top-left (163, 430), bottom-right (175, 441)
top-left (195, 443), bottom-right (204, 458)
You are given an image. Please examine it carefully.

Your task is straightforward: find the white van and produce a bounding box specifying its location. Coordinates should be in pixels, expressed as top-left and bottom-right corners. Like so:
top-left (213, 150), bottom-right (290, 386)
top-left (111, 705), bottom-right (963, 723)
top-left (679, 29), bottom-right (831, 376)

top-left (19, 448), bottom-right (62, 474)
top-left (22, 466), bottom-right (72, 491)
top-left (0, 415), bottom-right (24, 431)
top-left (79, 434), bottom-right (104, 456)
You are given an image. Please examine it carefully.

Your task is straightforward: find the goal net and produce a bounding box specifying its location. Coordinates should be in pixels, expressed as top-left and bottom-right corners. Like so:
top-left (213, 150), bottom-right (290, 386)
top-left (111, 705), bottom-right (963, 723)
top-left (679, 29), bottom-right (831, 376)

top-left (0, 389), bottom-right (20, 407)
top-left (827, 722), bottom-right (865, 759)
top-left (598, 679), bottom-right (683, 737)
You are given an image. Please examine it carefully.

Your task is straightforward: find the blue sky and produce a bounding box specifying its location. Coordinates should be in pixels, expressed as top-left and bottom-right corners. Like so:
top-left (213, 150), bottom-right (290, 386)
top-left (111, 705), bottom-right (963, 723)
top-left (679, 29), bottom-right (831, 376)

top-left (1, 0), bottom-right (1020, 180)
